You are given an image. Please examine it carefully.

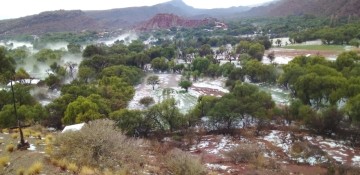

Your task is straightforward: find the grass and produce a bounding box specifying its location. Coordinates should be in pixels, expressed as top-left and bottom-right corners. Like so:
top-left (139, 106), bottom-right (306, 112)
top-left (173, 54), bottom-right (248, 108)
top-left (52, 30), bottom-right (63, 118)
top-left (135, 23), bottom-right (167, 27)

top-left (16, 167), bottom-right (25, 175)
top-left (283, 45), bottom-right (345, 51)
top-left (79, 166), bottom-right (96, 175)
top-left (6, 143), bottom-right (15, 152)
top-left (0, 156), bottom-right (10, 167)
top-left (67, 163), bottom-right (79, 173)
top-left (26, 161), bottom-right (43, 175)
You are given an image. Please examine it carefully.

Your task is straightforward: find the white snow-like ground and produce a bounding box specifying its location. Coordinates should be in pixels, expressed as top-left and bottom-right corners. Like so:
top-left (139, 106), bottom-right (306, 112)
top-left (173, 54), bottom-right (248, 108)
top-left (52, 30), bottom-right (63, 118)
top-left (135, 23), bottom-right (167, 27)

top-left (128, 74), bottom-right (229, 113)
top-left (62, 123), bottom-right (85, 133)
top-left (262, 130), bottom-right (360, 166)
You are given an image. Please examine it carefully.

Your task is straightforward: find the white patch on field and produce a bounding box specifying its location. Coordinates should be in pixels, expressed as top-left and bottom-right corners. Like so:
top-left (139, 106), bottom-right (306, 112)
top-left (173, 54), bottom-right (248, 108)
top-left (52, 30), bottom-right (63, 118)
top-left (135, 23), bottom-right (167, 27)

top-left (197, 141), bottom-right (210, 149)
top-left (62, 123), bottom-right (85, 133)
top-left (305, 136), bottom-right (357, 164)
top-left (128, 74), bottom-right (227, 113)
top-left (352, 156), bottom-right (360, 166)
top-left (263, 130), bottom-right (291, 153)
top-left (28, 144), bottom-right (36, 151)
top-left (192, 78), bottom-right (229, 93)
top-left (209, 136), bottom-right (233, 154)
top-left (206, 163), bottom-right (230, 171)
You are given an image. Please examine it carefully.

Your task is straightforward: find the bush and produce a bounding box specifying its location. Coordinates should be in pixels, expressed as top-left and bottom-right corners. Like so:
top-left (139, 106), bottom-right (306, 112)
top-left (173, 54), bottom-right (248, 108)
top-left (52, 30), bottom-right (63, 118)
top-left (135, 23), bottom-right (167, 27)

top-left (51, 119), bottom-right (144, 172)
top-left (225, 144), bottom-right (262, 164)
top-left (79, 166), bottom-right (96, 175)
top-left (139, 96), bottom-right (155, 107)
top-left (0, 156), bottom-right (9, 167)
top-left (6, 143), bottom-right (15, 152)
top-left (67, 163), bottom-right (79, 173)
top-left (16, 167), bottom-right (25, 175)
top-left (165, 149), bottom-right (206, 175)
top-left (26, 162), bottom-right (43, 175)
top-left (11, 133), bottom-right (18, 139)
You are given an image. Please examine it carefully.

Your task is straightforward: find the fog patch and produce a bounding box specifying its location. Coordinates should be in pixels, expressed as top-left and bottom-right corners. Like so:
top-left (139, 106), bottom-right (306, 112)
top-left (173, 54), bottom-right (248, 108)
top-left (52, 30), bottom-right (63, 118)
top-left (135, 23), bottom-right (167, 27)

top-left (44, 42), bottom-right (69, 51)
top-left (0, 40), bottom-right (33, 49)
top-left (102, 32), bottom-right (138, 45)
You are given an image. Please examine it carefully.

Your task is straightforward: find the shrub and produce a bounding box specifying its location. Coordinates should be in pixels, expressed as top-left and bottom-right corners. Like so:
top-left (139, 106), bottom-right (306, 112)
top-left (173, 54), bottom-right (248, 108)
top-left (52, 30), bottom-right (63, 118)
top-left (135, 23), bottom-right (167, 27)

top-left (45, 134), bottom-right (54, 145)
top-left (51, 119), bottom-right (144, 172)
top-left (79, 166), bottom-right (96, 175)
top-left (165, 149), bottom-right (206, 175)
top-left (16, 167), bottom-right (25, 175)
top-left (139, 96), bottom-right (155, 107)
top-left (11, 133), bottom-right (19, 139)
top-left (67, 163), bottom-right (79, 173)
top-left (26, 162), bottom-right (43, 175)
top-left (0, 156), bottom-right (10, 167)
top-left (6, 143), bottom-right (15, 152)
top-left (57, 159), bottom-right (68, 171)
top-left (225, 144), bottom-right (262, 164)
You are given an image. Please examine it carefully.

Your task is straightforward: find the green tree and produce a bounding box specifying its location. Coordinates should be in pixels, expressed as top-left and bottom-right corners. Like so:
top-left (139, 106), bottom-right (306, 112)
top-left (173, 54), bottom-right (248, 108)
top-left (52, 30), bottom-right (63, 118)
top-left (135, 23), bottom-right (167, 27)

top-left (198, 44), bottom-right (213, 57)
top-left (147, 98), bottom-right (184, 132)
top-left (67, 43), bottom-right (82, 54)
top-left (147, 75), bottom-right (160, 90)
top-left (128, 40), bottom-right (145, 53)
top-left (179, 80), bottom-right (192, 92)
top-left (110, 109), bottom-right (153, 136)
top-left (349, 39), bottom-right (360, 48)
top-left (151, 57), bottom-right (168, 72)
top-left (63, 96), bottom-right (103, 124)
top-left (248, 43), bottom-right (265, 61)
top-left (192, 57), bottom-right (210, 73)
top-left (345, 94), bottom-right (360, 123)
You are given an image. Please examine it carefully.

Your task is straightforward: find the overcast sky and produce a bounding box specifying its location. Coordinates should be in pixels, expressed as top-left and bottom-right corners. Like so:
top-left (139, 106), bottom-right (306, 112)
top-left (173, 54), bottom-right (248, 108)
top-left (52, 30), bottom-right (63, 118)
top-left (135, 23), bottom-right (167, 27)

top-left (0, 0), bottom-right (274, 19)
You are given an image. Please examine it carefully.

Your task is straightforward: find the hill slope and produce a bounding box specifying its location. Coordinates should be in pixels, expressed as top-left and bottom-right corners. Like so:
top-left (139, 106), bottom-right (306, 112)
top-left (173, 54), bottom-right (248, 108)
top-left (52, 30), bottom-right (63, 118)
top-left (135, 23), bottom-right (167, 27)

top-left (0, 0), bottom-right (250, 38)
top-left (244, 0), bottom-right (360, 17)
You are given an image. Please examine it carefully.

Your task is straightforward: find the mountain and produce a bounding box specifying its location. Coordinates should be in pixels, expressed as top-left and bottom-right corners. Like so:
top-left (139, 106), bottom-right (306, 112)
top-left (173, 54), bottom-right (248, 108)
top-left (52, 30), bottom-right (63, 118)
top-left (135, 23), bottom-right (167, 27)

top-left (136, 13), bottom-right (218, 31)
top-left (0, 0), bottom-right (254, 38)
top-left (0, 10), bottom-right (103, 37)
top-left (243, 0), bottom-right (360, 17)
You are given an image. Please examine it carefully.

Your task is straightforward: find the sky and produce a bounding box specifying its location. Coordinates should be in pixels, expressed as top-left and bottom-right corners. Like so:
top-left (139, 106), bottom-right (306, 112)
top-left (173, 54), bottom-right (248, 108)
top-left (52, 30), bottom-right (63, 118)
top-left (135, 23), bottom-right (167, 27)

top-left (0, 0), bottom-right (274, 20)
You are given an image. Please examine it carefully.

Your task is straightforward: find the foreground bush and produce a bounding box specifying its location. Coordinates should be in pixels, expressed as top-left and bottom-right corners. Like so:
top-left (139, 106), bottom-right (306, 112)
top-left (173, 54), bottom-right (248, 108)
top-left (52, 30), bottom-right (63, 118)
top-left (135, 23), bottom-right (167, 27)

top-left (225, 144), bottom-right (262, 164)
top-left (51, 119), bottom-right (144, 173)
top-left (165, 149), bottom-right (206, 175)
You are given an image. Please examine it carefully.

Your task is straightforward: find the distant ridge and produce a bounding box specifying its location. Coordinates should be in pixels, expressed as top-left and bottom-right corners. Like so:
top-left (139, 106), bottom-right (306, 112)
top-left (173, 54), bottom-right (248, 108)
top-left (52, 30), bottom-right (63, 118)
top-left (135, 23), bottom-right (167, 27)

top-left (243, 0), bottom-right (360, 18)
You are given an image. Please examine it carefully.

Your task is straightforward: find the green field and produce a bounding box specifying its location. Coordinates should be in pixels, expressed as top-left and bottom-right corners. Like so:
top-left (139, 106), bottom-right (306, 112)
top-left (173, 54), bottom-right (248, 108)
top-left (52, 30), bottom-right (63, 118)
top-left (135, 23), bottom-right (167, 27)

top-left (284, 45), bottom-right (346, 51)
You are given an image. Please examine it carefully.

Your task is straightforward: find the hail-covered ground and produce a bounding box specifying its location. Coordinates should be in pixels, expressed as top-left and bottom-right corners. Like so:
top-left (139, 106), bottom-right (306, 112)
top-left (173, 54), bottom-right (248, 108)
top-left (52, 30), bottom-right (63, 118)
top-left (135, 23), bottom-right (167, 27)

top-left (128, 73), bottom-right (229, 113)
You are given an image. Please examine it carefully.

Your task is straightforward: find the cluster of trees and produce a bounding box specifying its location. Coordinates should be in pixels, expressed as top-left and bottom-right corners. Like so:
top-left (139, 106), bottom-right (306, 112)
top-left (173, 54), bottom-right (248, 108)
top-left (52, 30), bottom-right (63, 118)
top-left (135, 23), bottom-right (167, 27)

top-left (290, 22), bottom-right (360, 45)
top-left (0, 47), bottom-right (47, 128)
top-left (279, 52), bottom-right (360, 135)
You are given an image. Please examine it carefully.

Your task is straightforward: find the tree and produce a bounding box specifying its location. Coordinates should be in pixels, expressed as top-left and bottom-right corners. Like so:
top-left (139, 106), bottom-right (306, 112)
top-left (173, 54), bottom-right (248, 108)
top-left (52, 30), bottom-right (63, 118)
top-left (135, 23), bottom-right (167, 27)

top-left (349, 39), bottom-right (360, 48)
top-left (345, 94), bottom-right (360, 123)
top-left (267, 51), bottom-right (275, 63)
top-left (147, 75), bottom-right (160, 90)
top-left (192, 57), bottom-right (210, 73)
top-left (198, 44), bottom-right (213, 57)
top-left (128, 40), bottom-right (145, 53)
top-left (63, 96), bottom-right (104, 124)
top-left (67, 43), bottom-right (82, 54)
top-left (134, 52), bottom-right (150, 69)
top-left (0, 46), bottom-right (28, 148)
top-left (248, 43), bottom-right (265, 61)
top-left (110, 109), bottom-right (153, 136)
top-left (275, 39), bottom-right (282, 47)
top-left (82, 44), bottom-right (106, 58)
top-left (179, 80), bottom-right (192, 92)
top-left (209, 82), bottom-right (274, 132)
top-left (147, 98), bottom-right (184, 132)
top-left (151, 57), bottom-right (168, 72)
